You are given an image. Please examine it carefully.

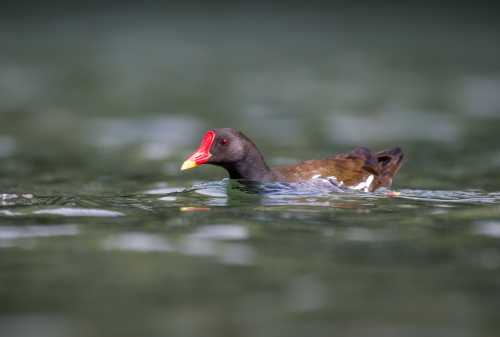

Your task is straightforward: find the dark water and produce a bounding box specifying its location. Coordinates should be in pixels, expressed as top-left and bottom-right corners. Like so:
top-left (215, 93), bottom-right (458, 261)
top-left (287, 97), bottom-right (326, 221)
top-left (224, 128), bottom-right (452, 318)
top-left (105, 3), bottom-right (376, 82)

top-left (1, 7), bottom-right (500, 337)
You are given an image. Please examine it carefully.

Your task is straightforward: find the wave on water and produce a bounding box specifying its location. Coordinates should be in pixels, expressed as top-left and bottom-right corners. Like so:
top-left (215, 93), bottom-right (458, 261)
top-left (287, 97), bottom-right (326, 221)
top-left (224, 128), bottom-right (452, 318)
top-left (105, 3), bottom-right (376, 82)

top-left (1, 182), bottom-right (499, 218)
top-left (397, 189), bottom-right (500, 204)
top-left (187, 179), bottom-right (500, 206)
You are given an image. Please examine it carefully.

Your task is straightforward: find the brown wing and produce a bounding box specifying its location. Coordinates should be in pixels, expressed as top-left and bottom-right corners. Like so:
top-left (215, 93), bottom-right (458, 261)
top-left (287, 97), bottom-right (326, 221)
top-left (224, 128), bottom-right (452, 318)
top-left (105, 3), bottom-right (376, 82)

top-left (271, 147), bottom-right (404, 191)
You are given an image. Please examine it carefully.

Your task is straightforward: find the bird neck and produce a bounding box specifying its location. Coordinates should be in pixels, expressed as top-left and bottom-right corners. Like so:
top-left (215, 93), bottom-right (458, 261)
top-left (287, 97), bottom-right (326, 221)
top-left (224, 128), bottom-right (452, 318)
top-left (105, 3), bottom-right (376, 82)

top-left (222, 147), bottom-right (273, 182)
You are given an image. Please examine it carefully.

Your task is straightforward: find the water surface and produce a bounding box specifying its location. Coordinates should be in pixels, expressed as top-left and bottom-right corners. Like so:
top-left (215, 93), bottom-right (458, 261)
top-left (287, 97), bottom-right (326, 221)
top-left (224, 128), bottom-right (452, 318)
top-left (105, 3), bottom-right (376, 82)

top-left (1, 6), bottom-right (500, 337)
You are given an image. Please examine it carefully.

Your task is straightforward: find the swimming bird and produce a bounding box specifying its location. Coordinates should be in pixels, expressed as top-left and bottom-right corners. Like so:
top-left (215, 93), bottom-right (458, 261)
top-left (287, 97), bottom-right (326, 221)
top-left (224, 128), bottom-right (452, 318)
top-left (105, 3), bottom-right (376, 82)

top-left (181, 128), bottom-right (404, 192)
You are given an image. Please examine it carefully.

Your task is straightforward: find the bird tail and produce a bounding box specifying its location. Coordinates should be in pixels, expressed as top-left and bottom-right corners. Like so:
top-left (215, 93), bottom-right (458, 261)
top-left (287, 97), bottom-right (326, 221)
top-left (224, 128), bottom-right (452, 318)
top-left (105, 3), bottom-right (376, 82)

top-left (374, 147), bottom-right (404, 185)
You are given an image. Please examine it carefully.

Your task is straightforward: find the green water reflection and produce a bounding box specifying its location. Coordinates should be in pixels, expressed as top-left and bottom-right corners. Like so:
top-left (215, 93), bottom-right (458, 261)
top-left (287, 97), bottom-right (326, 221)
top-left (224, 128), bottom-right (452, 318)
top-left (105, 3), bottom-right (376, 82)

top-left (1, 7), bottom-right (500, 337)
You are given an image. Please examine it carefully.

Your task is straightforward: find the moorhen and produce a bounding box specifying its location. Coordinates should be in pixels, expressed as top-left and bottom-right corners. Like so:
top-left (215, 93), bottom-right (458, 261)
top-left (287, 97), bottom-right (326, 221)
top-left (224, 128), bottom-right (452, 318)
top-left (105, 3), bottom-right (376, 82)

top-left (181, 128), bottom-right (404, 192)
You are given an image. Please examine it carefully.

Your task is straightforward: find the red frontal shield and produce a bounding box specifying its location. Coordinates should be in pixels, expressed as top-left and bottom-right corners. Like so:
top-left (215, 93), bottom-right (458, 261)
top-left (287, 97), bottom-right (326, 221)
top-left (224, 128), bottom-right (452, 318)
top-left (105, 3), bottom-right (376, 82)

top-left (180, 131), bottom-right (216, 170)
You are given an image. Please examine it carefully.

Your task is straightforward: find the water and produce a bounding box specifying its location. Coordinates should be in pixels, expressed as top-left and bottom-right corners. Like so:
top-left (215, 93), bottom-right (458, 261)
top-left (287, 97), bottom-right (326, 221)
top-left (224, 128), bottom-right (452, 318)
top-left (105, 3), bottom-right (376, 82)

top-left (1, 6), bottom-right (500, 337)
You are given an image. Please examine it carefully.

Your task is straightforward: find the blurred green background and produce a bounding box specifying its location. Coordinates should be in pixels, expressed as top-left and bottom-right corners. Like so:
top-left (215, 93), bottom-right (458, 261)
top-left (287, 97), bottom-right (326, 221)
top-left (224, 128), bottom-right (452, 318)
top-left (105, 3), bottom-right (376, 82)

top-left (1, 2), bottom-right (500, 337)
top-left (1, 2), bottom-right (499, 189)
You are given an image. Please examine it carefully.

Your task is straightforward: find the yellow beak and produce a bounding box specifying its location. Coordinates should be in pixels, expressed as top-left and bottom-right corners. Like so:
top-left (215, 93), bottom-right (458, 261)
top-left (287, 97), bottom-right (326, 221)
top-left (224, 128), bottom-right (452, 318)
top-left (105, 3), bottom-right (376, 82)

top-left (180, 159), bottom-right (199, 171)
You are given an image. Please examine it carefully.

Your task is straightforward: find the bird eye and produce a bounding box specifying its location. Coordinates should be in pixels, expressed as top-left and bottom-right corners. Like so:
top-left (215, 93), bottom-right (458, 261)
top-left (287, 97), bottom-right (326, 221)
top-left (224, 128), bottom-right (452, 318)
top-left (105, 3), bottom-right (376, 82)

top-left (220, 138), bottom-right (229, 146)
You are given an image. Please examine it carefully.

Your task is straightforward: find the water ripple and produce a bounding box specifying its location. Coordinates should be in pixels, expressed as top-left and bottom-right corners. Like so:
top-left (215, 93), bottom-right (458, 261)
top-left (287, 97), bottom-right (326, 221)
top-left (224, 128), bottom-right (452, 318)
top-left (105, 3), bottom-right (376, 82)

top-left (1, 182), bottom-right (499, 219)
top-left (183, 180), bottom-right (500, 207)
top-left (33, 208), bottom-right (124, 217)
top-left (397, 189), bottom-right (500, 204)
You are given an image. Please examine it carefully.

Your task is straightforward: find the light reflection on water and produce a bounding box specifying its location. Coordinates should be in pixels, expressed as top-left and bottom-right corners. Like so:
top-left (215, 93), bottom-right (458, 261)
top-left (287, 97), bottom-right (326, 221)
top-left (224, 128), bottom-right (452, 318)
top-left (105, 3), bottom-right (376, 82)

top-left (0, 225), bottom-right (79, 248)
top-left (185, 179), bottom-right (500, 207)
top-left (1, 7), bottom-right (500, 337)
top-left (474, 221), bottom-right (500, 238)
top-left (100, 225), bottom-right (254, 265)
top-left (102, 232), bottom-right (174, 252)
top-left (1, 181), bottom-right (500, 218)
top-left (33, 208), bottom-right (124, 217)
top-left (1, 178), bottom-right (500, 337)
